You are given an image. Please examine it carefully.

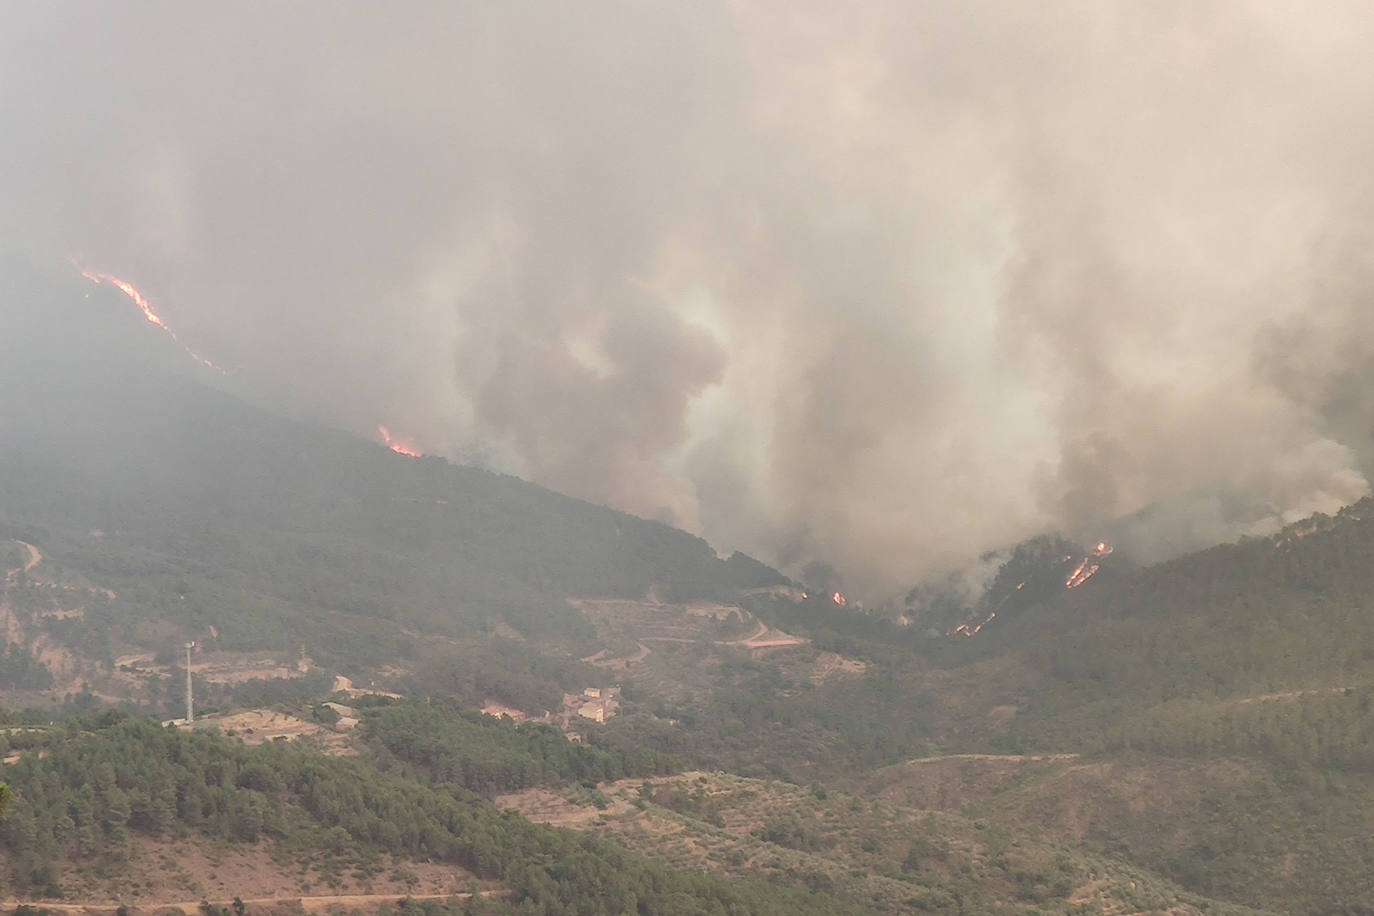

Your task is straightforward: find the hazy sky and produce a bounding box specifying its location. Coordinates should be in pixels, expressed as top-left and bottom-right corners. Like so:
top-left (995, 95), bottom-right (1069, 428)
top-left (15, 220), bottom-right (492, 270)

top-left (6, 2), bottom-right (1374, 595)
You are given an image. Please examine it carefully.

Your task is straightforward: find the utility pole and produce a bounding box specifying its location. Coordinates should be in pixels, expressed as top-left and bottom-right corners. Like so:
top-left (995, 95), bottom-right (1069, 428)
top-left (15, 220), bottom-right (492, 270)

top-left (184, 642), bottom-right (195, 723)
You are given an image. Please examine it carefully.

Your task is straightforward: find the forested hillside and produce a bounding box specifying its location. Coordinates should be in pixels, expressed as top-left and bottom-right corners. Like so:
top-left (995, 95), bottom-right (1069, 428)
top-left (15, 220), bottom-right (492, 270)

top-left (0, 711), bottom-right (869, 914)
top-left (690, 503), bottom-right (1374, 913)
top-left (7, 269), bottom-right (1374, 913)
top-left (0, 270), bottom-right (785, 674)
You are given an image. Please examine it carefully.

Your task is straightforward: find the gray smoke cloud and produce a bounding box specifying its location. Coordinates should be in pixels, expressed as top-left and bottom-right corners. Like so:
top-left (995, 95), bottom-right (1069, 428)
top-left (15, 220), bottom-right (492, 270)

top-left (5, 2), bottom-right (1374, 596)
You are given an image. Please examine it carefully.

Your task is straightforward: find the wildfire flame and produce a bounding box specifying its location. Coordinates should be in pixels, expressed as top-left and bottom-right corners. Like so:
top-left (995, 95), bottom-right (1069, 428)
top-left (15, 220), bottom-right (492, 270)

top-left (1274, 523), bottom-right (1318, 550)
top-left (949, 580), bottom-right (1026, 637)
top-left (832, 591), bottom-right (846, 607)
top-left (952, 611), bottom-right (996, 637)
top-left (1065, 559), bottom-right (1099, 588)
top-left (77, 266), bottom-right (226, 373)
top-left (951, 542), bottom-right (1115, 638)
top-left (1065, 541), bottom-right (1113, 588)
top-left (377, 425), bottom-right (421, 458)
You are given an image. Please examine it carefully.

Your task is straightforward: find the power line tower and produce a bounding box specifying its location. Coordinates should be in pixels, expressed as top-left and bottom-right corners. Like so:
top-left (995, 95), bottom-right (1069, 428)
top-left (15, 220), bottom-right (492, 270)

top-left (184, 641), bottom-right (196, 723)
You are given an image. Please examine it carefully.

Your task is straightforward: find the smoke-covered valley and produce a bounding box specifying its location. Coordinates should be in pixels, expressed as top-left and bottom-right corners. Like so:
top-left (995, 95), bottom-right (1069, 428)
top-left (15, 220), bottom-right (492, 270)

top-left (6, 3), bottom-right (1374, 596)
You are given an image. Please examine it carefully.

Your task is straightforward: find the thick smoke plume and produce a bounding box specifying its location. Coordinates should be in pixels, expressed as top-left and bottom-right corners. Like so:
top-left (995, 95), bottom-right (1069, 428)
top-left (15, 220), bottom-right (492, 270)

top-left (5, 3), bottom-right (1374, 595)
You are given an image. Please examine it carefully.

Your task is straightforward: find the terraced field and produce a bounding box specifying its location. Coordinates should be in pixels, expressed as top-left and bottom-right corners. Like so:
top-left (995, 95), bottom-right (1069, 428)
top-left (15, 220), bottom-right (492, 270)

top-left (496, 770), bottom-right (1267, 915)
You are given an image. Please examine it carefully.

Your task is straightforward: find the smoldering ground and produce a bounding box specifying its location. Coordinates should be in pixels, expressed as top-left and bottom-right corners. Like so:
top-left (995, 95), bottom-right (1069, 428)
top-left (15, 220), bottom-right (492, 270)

top-left (5, 2), bottom-right (1374, 596)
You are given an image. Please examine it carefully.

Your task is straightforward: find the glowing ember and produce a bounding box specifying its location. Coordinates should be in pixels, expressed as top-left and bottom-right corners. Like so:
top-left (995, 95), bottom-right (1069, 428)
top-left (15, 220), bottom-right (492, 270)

top-left (77, 266), bottom-right (226, 373)
top-left (1273, 524), bottom-right (1317, 549)
top-left (1065, 560), bottom-right (1099, 588)
top-left (951, 610), bottom-right (997, 637)
top-left (377, 425), bottom-right (421, 457)
top-left (1065, 541), bottom-right (1112, 588)
top-left (832, 591), bottom-right (846, 607)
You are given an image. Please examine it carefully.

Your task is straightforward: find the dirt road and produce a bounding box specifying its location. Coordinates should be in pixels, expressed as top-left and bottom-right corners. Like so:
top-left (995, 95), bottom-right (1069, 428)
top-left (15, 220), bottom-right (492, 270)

top-left (4, 540), bottom-right (42, 585)
top-left (900, 753), bottom-right (1080, 765)
top-left (583, 642), bottom-right (652, 667)
top-left (0, 891), bottom-right (498, 914)
top-left (1234, 685), bottom-right (1353, 705)
top-left (20, 541), bottom-right (41, 573)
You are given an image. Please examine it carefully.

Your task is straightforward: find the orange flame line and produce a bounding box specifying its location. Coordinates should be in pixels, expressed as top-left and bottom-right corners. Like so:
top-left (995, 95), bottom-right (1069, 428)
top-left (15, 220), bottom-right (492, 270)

top-left (951, 542), bottom-right (1113, 637)
top-left (377, 425), bottom-right (421, 458)
top-left (1066, 562), bottom-right (1100, 588)
top-left (77, 266), bottom-right (227, 374)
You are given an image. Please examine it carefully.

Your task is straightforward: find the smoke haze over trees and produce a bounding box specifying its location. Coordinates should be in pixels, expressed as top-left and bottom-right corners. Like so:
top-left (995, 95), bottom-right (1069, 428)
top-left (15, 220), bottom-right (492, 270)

top-left (5, 3), bottom-right (1374, 593)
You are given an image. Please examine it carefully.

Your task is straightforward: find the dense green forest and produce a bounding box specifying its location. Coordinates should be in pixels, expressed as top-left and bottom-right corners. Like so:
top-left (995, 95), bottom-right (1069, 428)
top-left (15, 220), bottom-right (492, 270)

top-left (0, 712), bottom-right (869, 914)
top-left (0, 644), bottom-right (54, 691)
top-left (361, 699), bottom-right (679, 795)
